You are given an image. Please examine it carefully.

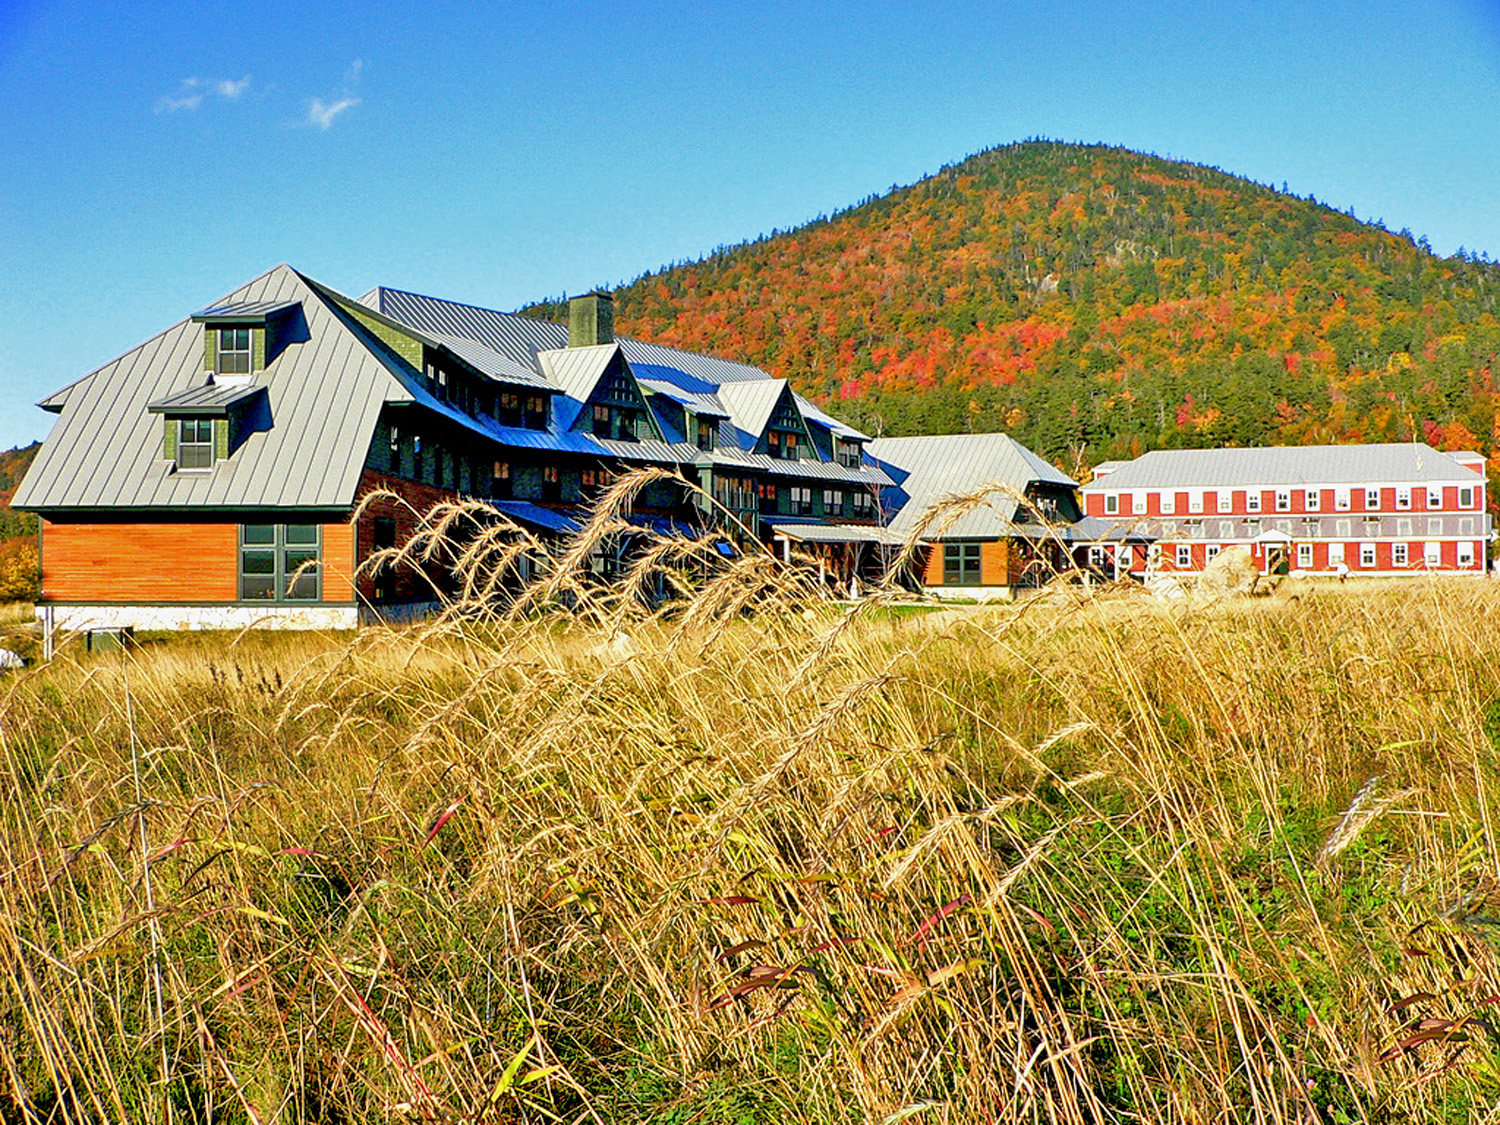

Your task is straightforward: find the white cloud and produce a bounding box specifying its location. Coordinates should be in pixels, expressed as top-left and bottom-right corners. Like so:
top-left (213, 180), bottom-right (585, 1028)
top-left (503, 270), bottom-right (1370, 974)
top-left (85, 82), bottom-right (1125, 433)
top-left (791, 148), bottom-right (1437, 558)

top-left (304, 61), bottom-right (364, 130)
top-left (155, 78), bottom-right (204, 113)
top-left (156, 75), bottom-right (251, 114)
top-left (307, 96), bottom-right (359, 130)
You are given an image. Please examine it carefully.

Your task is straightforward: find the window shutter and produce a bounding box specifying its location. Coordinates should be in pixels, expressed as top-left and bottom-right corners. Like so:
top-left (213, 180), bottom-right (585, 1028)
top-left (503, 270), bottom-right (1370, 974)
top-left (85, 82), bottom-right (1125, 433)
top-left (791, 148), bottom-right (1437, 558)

top-left (215, 418), bottom-right (230, 461)
top-left (163, 416), bottom-right (177, 460)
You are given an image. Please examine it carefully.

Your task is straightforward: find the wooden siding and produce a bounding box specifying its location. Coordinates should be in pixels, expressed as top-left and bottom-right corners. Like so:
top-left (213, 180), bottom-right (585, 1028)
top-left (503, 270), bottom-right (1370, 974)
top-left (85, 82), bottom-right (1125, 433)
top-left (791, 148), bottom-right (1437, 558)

top-left (1087, 483), bottom-right (1486, 520)
top-left (980, 540), bottom-right (1011, 586)
top-left (42, 520), bottom-right (239, 602)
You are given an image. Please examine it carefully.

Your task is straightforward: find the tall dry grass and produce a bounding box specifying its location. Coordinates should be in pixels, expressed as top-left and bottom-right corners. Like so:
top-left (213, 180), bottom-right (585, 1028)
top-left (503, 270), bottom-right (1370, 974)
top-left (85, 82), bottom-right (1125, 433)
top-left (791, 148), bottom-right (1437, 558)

top-left (2, 478), bottom-right (1500, 1122)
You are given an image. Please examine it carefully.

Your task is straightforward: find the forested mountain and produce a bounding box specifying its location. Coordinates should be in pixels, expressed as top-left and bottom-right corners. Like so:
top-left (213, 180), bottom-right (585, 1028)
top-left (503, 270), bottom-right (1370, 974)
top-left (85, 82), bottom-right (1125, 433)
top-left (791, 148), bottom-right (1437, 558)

top-left (526, 141), bottom-right (1500, 478)
top-left (0, 444), bottom-right (38, 541)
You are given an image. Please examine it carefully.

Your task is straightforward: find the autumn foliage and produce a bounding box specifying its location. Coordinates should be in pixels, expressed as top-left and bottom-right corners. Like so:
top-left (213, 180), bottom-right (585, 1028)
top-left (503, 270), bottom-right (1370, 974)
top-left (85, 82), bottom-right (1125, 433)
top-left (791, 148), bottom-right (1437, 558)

top-left (527, 141), bottom-right (1500, 482)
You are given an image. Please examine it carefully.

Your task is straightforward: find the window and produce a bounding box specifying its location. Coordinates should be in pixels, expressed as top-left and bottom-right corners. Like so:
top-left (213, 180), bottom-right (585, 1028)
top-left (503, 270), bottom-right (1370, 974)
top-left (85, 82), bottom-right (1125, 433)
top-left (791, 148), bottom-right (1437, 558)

top-left (542, 465), bottom-right (561, 501)
top-left (791, 486), bottom-right (814, 516)
top-left (1275, 489), bottom-right (1291, 512)
top-left (1217, 490), bottom-right (1232, 513)
top-left (1397, 519), bottom-right (1413, 536)
top-left (1396, 487), bottom-right (1411, 510)
top-left (1335, 488), bottom-right (1351, 511)
top-left (852, 490), bottom-right (874, 517)
top-left (176, 418), bottom-right (214, 470)
top-left (1103, 493), bottom-right (1119, 516)
top-left (1207, 544), bottom-right (1221, 560)
top-left (373, 517), bottom-right (396, 552)
top-left (412, 434), bottom-right (424, 481)
top-left (1459, 541), bottom-right (1476, 567)
top-left (766, 429), bottom-right (800, 459)
top-left (1217, 520), bottom-right (1234, 538)
top-left (581, 468), bottom-right (608, 499)
top-left (1427, 518), bottom-right (1443, 536)
top-left (389, 425), bottom-right (400, 456)
top-left (1297, 543), bottom-right (1313, 569)
top-left (823, 489), bottom-right (842, 515)
top-left (1336, 518), bottom-right (1352, 537)
top-left (492, 460), bottom-right (511, 499)
top-left (1461, 517), bottom-right (1475, 535)
top-left (1328, 542), bottom-right (1345, 565)
top-left (1359, 542), bottom-right (1376, 568)
top-left (1304, 489), bottom-right (1321, 511)
top-left (836, 438), bottom-right (861, 468)
top-left (1460, 486), bottom-right (1474, 508)
top-left (1246, 491), bottom-right (1261, 513)
top-left (1132, 492), bottom-right (1146, 515)
top-left (1189, 491), bottom-right (1204, 514)
top-left (696, 418), bottom-right (716, 451)
top-left (1393, 543), bottom-right (1408, 567)
top-left (1175, 544), bottom-right (1191, 568)
top-left (218, 327), bottom-right (251, 375)
top-left (1088, 545), bottom-right (1105, 568)
top-left (1427, 486), bottom-right (1442, 510)
top-left (1424, 542), bottom-right (1441, 568)
top-left (523, 395), bottom-right (548, 430)
top-left (593, 404), bottom-right (611, 437)
top-left (498, 392), bottom-right (523, 426)
top-left (759, 482), bottom-right (779, 514)
top-left (1364, 487), bottom-right (1380, 510)
top-left (1159, 491), bottom-right (1175, 515)
top-left (943, 543), bottom-right (981, 585)
top-left (240, 524), bottom-right (320, 601)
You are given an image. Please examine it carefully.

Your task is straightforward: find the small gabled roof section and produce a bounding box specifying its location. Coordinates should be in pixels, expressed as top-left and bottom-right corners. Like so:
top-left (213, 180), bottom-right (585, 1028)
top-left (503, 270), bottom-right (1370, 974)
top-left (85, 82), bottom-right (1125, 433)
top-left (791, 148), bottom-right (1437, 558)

top-left (537, 343), bottom-right (618, 405)
top-left (146, 382), bottom-right (266, 416)
top-left (867, 432), bottom-right (1077, 539)
top-left (425, 331), bottom-right (557, 391)
top-left (715, 378), bottom-right (789, 443)
top-left (191, 299), bottom-right (300, 324)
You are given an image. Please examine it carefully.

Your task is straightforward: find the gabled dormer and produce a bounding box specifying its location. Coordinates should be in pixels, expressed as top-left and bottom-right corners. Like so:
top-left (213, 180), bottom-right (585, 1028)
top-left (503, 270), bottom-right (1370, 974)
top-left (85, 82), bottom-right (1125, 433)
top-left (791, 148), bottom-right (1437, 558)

top-left (537, 293), bottom-right (664, 443)
top-left (716, 380), bottom-right (813, 461)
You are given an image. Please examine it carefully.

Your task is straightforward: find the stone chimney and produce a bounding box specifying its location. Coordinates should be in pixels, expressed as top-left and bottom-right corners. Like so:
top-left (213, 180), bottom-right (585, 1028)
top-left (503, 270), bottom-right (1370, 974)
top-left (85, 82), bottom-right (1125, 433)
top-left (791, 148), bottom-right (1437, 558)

top-left (568, 290), bottom-right (614, 348)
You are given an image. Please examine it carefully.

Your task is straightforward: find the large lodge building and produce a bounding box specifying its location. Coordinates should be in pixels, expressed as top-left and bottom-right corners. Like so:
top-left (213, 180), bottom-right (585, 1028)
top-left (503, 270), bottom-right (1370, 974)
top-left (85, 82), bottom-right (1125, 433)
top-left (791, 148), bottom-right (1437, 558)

top-left (13, 265), bottom-right (1494, 635)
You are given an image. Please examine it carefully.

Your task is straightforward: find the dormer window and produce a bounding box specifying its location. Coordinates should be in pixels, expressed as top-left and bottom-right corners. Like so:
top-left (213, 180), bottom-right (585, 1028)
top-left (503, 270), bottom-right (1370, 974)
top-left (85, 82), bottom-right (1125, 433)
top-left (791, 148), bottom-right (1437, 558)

top-left (835, 438), bottom-right (862, 468)
top-left (217, 328), bottom-right (252, 375)
top-left (696, 417), bottom-right (716, 451)
top-left (176, 418), bottom-right (215, 470)
top-left (767, 429), bottom-right (799, 460)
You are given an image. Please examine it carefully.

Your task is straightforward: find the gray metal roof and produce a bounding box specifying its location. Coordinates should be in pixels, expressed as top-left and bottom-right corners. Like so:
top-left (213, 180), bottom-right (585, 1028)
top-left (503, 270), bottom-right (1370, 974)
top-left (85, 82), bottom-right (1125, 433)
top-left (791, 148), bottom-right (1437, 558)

top-left (765, 519), bottom-right (908, 545)
top-left (637, 378), bottom-right (729, 417)
top-left (714, 379), bottom-right (787, 441)
top-left (15, 265), bottom-right (402, 511)
top-left (867, 432), bottom-right (1078, 539)
top-left (796, 394), bottom-right (871, 442)
top-left (426, 331), bottom-right (556, 390)
top-left (146, 382), bottom-right (265, 415)
top-left (191, 299), bottom-right (301, 322)
top-left (1083, 443), bottom-right (1485, 491)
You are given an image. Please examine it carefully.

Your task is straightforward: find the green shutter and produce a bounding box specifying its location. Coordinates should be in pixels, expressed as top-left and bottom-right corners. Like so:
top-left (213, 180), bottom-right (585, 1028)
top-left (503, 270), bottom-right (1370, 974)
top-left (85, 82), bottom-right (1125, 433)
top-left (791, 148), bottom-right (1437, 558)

top-left (215, 418), bottom-right (229, 461)
top-left (252, 327), bottom-right (266, 372)
top-left (204, 328), bottom-right (217, 372)
top-left (163, 417), bottom-right (177, 461)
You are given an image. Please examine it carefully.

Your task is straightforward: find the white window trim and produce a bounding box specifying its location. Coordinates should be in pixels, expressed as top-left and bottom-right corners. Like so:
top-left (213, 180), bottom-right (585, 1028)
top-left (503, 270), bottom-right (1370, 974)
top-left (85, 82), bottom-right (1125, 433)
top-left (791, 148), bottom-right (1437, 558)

top-left (1217, 490), bottom-right (1232, 513)
top-left (1104, 492), bottom-right (1119, 516)
top-left (1304, 489), bottom-right (1321, 511)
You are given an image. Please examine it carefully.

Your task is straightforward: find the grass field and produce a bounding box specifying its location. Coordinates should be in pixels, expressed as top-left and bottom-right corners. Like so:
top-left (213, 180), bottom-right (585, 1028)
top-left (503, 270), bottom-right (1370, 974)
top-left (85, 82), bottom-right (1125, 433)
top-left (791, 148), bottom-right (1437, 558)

top-left (3, 540), bottom-right (1500, 1122)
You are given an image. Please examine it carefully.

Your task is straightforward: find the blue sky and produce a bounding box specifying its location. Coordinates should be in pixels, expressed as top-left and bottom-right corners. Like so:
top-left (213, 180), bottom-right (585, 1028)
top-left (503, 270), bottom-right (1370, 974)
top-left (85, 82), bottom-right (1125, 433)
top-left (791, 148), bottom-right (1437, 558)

top-left (2, 0), bottom-right (1498, 452)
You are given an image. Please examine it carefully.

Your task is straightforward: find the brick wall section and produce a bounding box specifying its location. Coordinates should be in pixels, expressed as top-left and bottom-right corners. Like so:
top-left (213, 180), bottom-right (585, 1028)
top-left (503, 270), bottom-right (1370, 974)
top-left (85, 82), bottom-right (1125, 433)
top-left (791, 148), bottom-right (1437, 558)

top-left (354, 470), bottom-right (461, 602)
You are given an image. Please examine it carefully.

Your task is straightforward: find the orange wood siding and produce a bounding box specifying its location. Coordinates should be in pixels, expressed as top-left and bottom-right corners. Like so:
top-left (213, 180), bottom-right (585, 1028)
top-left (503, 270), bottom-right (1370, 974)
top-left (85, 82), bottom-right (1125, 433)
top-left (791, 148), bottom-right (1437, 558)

top-left (42, 520), bottom-right (239, 602)
top-left (980, 540), bottom-right (1009, 586)
top-left (922, 544), bottom-right (943, 586)
top-left (321, 518), bottom-right (355, 602)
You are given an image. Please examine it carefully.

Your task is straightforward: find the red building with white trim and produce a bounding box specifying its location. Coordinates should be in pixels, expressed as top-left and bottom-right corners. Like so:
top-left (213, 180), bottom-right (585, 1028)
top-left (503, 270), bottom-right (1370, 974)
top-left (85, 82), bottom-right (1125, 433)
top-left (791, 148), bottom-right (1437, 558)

top-left (1080, 443), bottom-right (1490, 578)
